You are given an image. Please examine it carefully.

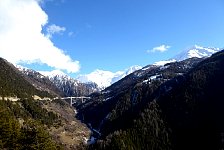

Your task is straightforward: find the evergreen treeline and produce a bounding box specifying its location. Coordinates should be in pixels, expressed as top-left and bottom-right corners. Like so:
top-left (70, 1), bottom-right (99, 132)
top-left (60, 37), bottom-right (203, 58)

top-left (0, 99), bottom-right (62, 149)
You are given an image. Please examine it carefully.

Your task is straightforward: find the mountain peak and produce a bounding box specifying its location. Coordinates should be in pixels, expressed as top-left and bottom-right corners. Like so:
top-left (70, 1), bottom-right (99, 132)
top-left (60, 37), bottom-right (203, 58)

top-left (173, 45), bottom-right (220, 61)
top-left (153, 45), bottom-right (221, 66)
top-left (77, 65), bottom-right (142, 89)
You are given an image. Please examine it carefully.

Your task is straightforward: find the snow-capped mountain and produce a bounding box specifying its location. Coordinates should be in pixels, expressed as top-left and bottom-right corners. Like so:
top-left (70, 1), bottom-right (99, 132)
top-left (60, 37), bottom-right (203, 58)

top-left (76, 65), bottom-right (142, 89)
top-left (40, 70), bottom-right (99, 97)
top-left (153, 45), bottom-right (221, 66)
top-left (173, 45), bottom-right (221, 61)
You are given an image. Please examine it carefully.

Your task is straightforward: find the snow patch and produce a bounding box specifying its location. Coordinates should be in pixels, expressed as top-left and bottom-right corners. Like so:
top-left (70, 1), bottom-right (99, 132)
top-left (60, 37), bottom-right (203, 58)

top-left (142, 74), bottom-right (162, 84)
top-left (103, 97), bottom-right (113, 102)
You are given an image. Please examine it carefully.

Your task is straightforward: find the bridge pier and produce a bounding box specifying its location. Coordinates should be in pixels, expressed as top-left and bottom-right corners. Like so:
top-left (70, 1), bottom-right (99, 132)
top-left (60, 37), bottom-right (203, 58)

top-left (70, 97), bottom-right (72, 106)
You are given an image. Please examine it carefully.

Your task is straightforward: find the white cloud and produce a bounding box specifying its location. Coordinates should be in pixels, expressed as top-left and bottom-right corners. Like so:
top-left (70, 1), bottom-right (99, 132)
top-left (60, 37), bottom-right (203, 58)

top-left (46, 24), bottom-right (66, 38)
top-left (0, 0), bottom-right (80, 73)
top-left (147, 45), bottom-right (171, 53)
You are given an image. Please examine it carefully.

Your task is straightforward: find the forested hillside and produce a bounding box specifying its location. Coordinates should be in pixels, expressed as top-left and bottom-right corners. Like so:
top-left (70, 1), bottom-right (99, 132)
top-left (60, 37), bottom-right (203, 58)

top-left (79, 50), bottom-right (224, 150)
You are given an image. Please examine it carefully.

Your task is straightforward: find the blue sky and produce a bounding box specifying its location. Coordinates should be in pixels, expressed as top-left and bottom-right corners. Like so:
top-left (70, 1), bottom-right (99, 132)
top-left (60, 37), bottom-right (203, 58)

top-left (42, 0), bottom-right (224, 74)
top-left (1, 0), bottom-right (224, 77)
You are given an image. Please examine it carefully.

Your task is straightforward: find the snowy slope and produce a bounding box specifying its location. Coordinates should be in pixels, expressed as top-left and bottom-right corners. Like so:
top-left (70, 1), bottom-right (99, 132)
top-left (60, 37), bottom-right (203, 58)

top-left (153, 45), bottom-right (221, 66)
top-left (76, 65), bottom-right (142, 89)
top-left (39, 70), bottom-right (67, 79)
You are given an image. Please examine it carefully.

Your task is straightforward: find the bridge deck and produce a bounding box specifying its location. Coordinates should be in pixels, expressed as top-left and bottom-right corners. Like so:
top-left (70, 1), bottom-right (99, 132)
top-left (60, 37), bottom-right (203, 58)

top-left (56, 96), bottom-right (91, 106)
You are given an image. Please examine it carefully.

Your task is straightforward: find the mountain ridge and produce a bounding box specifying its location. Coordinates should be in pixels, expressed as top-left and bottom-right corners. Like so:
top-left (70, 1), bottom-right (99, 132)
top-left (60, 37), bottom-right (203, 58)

top-left (19, 45), bottom-right (220, 91)
top-left (11, 45), bottom-right (221, 98)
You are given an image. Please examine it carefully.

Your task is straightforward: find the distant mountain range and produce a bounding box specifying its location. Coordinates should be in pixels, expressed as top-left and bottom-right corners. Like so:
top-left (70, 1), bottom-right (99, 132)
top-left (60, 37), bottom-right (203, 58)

top-left (17, 45), bottom-right (222, 97)
top-left (1, 45), bottom-right (220, 99)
